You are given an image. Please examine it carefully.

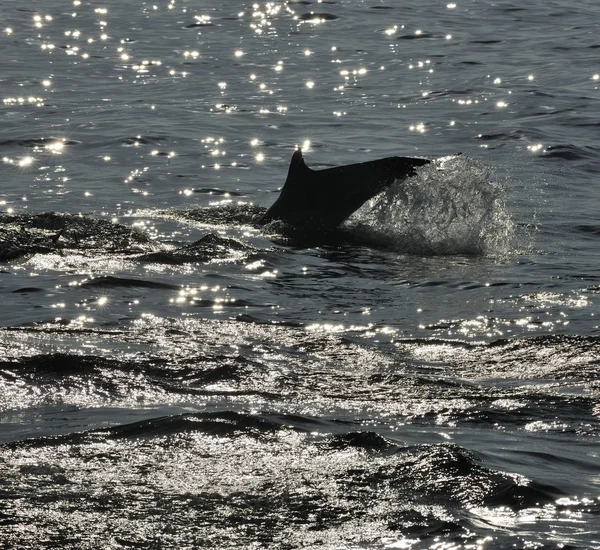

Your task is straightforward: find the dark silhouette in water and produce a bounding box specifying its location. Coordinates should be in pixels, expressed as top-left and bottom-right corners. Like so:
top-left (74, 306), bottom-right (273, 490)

top-left (259, 149), bottom-right (430, 230)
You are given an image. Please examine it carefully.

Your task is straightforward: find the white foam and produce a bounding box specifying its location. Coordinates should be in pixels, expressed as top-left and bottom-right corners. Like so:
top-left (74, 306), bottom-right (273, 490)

top-left (351, 155), bottom-right (514, 256)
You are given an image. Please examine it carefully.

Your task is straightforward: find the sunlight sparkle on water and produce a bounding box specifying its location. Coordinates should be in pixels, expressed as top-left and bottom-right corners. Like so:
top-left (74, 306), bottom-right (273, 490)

top-left (33, 14), bottom-right (53, 29)
top-left (409, 123), bottom-right (426, 133)
top-left (381, 537), bottom-right (420, 549)
top-left (306, 323), bottom-right (345, 334)
top-left (193, 15), bottom-right (211, 25)
top-left (45, 140), bottom-right (66, 154)
top-left (3, 97), bottom-right (44, 107)
top-left (19, 156), bottom-right (34, 168)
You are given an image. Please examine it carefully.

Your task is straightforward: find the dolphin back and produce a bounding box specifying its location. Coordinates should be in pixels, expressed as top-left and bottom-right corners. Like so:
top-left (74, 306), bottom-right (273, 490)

top-left (260, 149), bottom-right (430, 230)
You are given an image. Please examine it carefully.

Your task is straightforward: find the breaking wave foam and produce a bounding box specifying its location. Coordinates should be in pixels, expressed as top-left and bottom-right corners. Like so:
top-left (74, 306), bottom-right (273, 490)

top-left (352, 155), bottom-right (515, 256)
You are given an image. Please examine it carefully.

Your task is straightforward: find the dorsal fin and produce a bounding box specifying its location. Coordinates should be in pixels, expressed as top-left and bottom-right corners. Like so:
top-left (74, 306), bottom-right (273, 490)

top-left (283, 149), bottom-right (310, 188)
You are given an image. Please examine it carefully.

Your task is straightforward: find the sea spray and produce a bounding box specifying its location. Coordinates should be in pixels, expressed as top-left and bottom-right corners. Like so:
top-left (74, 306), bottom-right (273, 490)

top-left (351, 155), bottom-right (514, 256)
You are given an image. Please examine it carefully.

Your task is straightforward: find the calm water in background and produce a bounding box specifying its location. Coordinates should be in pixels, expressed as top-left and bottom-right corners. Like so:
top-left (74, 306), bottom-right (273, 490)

top-left (1, 1), bottom-right (599, 548)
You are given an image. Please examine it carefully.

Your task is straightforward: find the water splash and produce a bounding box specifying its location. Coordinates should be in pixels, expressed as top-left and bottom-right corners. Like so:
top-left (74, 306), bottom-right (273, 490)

top-left (351, 155), bottom-right (514, 256)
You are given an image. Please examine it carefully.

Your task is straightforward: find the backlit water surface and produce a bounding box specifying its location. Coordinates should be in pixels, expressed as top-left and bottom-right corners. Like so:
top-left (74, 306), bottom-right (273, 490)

top-left (1, 1), bottom-right (599, 548)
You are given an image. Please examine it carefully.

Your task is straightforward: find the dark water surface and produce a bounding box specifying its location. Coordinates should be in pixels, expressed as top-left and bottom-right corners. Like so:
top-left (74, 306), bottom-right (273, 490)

top-left (1, 1), bottom-right (599, 548)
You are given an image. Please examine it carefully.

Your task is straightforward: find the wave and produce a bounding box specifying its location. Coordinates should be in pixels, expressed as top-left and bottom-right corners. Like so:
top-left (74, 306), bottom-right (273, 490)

top-left (155, 203), bottom-right (265, 227)
top-left (79, 276), bottom-right (181, 290)
top-left (3, 409), bottom-right (565, 514)
top-left (2, 321), bottom-right (598, 434)
top-left (138, 233), bottom-right (256, 265)
top-left (0, 212), bottom-right (149, 261)
top-left (0, 212), bottom-right (256, 265)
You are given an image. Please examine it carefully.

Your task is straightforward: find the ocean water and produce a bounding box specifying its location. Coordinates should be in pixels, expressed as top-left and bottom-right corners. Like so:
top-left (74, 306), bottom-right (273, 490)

top-left (1, 1), bottom-right (599, 548)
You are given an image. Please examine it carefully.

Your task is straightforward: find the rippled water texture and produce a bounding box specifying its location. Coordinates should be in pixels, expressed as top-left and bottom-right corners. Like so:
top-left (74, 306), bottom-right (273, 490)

top-left (1, 1), bottom-right (600, 549)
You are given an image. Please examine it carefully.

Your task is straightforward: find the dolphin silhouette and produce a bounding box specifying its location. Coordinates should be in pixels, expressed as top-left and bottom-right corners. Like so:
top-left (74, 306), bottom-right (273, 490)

top-left (260, 149), bottom-right (430, 230)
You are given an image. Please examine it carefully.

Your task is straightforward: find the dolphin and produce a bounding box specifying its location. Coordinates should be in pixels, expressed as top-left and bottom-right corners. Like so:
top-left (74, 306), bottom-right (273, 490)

top-left (259, 149), bottom-right (430, 230)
